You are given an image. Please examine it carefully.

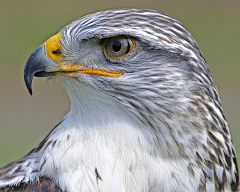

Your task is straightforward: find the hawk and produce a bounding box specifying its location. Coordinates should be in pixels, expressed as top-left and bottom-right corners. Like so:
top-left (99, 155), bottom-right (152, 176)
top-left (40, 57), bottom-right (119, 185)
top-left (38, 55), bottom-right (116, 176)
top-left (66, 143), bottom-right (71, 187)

top-left (0, 9), bottom-right (238, 192)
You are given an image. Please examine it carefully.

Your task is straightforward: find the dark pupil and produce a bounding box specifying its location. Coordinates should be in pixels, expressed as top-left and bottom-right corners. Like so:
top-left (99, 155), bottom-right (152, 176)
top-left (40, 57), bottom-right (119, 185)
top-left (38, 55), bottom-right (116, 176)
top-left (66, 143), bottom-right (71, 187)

top-left (112, 41), bottom-right (121, 52)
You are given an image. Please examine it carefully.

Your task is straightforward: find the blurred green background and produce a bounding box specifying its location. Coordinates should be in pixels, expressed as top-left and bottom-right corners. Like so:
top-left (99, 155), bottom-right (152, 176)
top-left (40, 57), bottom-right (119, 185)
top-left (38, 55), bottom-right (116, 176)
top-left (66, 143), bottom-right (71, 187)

top-left (0, 0), bottom-right (239, 168)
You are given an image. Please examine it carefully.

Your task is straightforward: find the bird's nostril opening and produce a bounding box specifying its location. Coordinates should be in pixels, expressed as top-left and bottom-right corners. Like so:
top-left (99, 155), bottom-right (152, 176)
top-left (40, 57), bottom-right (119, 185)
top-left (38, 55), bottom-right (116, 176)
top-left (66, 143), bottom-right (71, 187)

top-left (52, 49), bottom-right (62, 55)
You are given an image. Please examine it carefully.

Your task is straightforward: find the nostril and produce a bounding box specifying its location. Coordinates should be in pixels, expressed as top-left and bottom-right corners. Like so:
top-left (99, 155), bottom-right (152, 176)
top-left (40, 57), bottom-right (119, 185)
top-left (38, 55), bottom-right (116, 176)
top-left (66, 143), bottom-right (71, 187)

top-left (52, 49), bottom-right (62, 55)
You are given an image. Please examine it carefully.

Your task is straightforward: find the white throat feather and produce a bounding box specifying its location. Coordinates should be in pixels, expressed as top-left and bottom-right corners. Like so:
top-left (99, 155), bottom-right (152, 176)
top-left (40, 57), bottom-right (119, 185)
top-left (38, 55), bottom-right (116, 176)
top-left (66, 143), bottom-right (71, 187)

top-left (36, 77), bottom-right (201, 191)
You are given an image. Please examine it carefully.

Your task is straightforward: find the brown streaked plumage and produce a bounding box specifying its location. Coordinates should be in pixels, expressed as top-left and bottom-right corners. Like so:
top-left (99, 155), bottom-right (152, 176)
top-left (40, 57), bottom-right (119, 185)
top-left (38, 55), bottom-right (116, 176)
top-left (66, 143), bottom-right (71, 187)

top-left (1, 177), bottom-right (62, 192)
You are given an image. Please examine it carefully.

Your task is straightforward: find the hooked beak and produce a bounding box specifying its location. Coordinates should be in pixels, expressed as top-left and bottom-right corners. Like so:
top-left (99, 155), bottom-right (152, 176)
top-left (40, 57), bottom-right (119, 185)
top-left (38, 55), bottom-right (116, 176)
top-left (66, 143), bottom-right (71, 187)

top-left (24, 44), bottom-right (61, 95)
top-left (24, 33), bottom-right (122, 95)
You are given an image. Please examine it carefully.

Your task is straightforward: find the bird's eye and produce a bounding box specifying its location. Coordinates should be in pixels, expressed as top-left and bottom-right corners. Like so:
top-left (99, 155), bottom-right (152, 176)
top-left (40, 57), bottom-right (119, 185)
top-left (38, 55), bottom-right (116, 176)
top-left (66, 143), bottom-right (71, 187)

top-left (104, 36), bottom-right (135, 58)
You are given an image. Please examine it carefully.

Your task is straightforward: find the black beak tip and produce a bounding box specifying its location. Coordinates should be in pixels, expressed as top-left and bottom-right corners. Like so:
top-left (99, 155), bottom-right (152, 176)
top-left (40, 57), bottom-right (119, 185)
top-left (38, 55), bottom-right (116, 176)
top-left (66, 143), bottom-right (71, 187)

top-left (24, 67), bottom-right (33, 95)
top-left (24, 45), bottom-right (46, 96)
top-left (29, 90), bottom-right (33, 95)
top-left (26, 82), bottom-right (33, 95)
top-left (28, 87), bottom-right (33, 95)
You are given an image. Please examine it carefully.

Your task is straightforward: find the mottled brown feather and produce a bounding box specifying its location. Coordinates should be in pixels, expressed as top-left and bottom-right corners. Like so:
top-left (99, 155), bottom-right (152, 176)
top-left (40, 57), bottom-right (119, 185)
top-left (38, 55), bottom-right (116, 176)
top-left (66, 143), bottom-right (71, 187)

top-left (0, 177), bottom-right (62, 192)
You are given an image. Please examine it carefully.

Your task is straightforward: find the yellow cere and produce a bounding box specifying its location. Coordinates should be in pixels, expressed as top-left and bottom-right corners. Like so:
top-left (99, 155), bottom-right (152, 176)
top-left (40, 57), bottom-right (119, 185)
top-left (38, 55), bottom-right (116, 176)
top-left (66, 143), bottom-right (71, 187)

top-left (45, 33), bottom-right (123, 77)
top-left (45, 33), bottom-right (62, 64)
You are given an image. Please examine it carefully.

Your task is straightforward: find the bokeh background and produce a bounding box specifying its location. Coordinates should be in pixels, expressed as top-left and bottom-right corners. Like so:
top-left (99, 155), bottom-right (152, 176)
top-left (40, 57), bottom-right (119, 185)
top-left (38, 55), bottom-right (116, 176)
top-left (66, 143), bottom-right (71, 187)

top-left (0, 0), bottom-right (239, 168)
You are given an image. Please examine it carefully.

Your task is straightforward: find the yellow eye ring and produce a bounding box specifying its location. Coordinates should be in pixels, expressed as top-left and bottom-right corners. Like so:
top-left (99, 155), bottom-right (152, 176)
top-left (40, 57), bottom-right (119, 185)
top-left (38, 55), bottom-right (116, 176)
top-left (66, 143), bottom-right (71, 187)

top-left (104, 36), bottom-right (135, 59)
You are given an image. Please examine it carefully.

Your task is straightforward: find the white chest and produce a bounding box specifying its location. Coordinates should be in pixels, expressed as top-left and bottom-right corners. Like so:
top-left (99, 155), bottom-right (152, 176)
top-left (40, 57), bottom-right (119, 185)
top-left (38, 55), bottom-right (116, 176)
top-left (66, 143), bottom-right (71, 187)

top-left (36, 88), bottom-right (200, 192)
top-left (38, 116), bottom-right (200, 192)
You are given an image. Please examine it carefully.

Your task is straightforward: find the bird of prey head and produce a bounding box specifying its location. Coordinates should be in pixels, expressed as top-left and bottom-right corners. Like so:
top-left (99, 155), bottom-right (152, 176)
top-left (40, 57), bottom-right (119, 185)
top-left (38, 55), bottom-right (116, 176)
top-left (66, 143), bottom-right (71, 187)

top-left (1, 8), bottom-right (239, 192)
